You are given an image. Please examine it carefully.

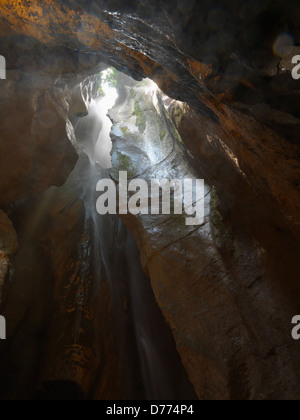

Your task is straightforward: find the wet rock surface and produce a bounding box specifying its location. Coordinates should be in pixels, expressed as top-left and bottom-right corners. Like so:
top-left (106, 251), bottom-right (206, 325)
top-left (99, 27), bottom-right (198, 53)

top-left (109, 79), bottom-right (300, 399)
top-left (0, 111), bottom-right (196, 401)
top-left (0, 0), bottom-right (299, 400)
top-left (0, 74), bottom-right (75, 207)
top-left (0, 0), bottom-right (299, 235)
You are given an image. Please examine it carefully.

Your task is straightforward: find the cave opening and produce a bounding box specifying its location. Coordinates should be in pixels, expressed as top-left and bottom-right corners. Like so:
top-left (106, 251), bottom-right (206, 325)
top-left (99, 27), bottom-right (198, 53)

top-left (91, 68), bottom-right (118, 169)
top-left (1, 0), bottom-right (300, 402)
top-left (65, 65), bottom-right (198, 400)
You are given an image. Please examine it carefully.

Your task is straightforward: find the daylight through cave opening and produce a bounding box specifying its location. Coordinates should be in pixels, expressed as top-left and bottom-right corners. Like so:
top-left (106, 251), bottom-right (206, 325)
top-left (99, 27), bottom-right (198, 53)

top-left (1, 0), bottom-right (300, 401)
top-left (60, 66), bottom-right (198, 400)
top-left (75, 67), bottom-right (205, 227)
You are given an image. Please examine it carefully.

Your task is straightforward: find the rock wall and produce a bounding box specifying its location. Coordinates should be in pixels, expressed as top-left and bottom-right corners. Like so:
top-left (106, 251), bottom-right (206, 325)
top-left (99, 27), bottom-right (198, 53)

top-left (0, 0), bottom-right (299, 235)
top-left (109, 78), bottom-right (300, 399)
top-left (0, 0), bottom-right (299, 400)
top-left (0, 211), bottom-right (18, 306)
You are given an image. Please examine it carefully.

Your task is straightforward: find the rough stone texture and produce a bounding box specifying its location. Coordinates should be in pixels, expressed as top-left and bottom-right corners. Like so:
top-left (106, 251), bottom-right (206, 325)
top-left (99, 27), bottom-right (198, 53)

top-left (0, 0), bottom-right (299, 236)
top-left (0, 211), bottom-right (18, 255)
top-left (0, 211), bottom-right (18, 305)
top-left (109, 79), bottom-right (300, 400)
top-left (0, 75), bottom-right (75, 207)
top-left (0, 161), bottom-right (122, 400)
top-left (0, 0), bottom-right (299, 400)
top-left (0, 72), bottom-right (106, 207)
top-left (0, 155), bottom-right (196, 400)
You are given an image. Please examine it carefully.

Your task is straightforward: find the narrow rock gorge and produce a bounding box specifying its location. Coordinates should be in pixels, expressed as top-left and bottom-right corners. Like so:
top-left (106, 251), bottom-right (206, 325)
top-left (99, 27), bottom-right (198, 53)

top-left (0, 0), bottom-right (300, 401)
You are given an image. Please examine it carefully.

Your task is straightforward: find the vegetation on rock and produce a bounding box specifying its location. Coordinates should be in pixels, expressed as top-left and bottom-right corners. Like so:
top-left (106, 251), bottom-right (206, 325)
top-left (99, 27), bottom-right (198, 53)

top-left (133, 100), bottom-right (146, 133)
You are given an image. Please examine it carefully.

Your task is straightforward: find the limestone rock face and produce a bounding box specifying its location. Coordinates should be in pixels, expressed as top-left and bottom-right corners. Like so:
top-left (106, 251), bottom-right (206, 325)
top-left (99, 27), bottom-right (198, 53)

top-left (0, 0), bottom-right (299, 401)
top-left (0, 59), bottom-right (102, 207)
top-left (109, 79), bottom-right (300, 400)
top-left (170, 106), bottom-right (300, 400)
top-left (0, 73), bottom-right (78, 207)
top-left (0, 0), bottom-right (299, 236)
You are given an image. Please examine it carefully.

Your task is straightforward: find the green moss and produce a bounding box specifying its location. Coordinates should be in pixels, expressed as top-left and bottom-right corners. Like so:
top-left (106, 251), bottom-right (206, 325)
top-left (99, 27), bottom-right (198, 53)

top-left (115, 152), bottom-right (136, 177)
top-left (129, 88), bottom-right (136, 101)
top-left (136, 80), bottom-right (148, 88)
top-left (97, 86), bottom-right (104, 96)
top-left (175, 129), bottom-right (183, 144)
top-left (99, 67), bottom-right (118, 88)
top-left (121, 126), bottom-right (128, 134)
top-left (133, 100), bottom-right (146, 133)
top-left (159, 128), bottom-right (166, 141)
top-left (117, 152), bottom-right (132, 168)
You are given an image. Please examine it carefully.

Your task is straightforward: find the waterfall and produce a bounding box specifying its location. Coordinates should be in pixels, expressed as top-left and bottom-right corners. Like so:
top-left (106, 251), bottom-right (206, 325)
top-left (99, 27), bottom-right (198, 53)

top-left (73, 82), bottom-right (117, 169)
top-left (69, 81), bottom-right (196, 400)
top-left (94, 92), bottom-right (117, 169)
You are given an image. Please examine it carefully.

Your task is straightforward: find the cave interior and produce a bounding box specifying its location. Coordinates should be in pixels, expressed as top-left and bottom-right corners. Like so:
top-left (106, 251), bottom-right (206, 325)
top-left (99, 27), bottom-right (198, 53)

top-left (0, 0), bottom-right (300, 401)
